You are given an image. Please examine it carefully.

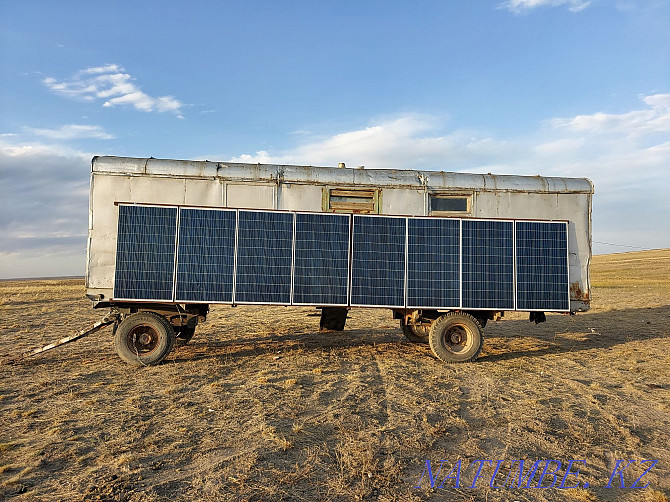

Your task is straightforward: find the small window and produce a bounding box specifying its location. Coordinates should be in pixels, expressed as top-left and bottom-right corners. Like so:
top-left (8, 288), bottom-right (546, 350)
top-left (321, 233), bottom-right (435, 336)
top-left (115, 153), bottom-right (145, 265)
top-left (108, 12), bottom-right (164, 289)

top-left (324, 188), bottom-right (379, 213)
top-left (430, 194), bottom-right (471, 214)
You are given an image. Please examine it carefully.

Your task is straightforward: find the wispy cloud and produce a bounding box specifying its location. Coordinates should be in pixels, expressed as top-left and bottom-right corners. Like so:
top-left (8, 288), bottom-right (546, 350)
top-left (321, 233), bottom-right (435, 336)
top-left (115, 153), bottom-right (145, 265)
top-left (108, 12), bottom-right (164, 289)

top-left (229, 114), bottom-right (513, 170)
top-left (43, 64), bottom-right (184, 118)
top-left (23, 124), bottom-right (115, 140)
top-left (500, 0), bottom-right (592, 14)
top-left (221, 117), bottom-right (473, 170)
top-left (551, 94), bottom-right (670, 136)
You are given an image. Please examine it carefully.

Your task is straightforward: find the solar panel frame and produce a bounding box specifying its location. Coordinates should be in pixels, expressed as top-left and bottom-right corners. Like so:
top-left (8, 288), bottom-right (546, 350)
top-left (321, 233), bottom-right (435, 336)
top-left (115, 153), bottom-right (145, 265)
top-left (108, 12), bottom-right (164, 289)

top-left (112, 204), bottom-right (178, 302)
top-left (232, 209), bottom-right (239, 304)
top-left (233, 209), bottom-right (295, 305)
top-left (406, 216), bottom-right (462, 310)
top-left (172, 208), bottom-right (180, 302)
top-left (174, 207), bottom-right (237, 304)
top-left (515, 220), bottom-right (570, 312)
top-left (461, 218), bottom-right (516, 311)
top-left (350, 214), bottom-right (407, 308)
top-left (290, 212), bottom-right (296, 304)
top-left (292, 212), bottom-right (351, 306)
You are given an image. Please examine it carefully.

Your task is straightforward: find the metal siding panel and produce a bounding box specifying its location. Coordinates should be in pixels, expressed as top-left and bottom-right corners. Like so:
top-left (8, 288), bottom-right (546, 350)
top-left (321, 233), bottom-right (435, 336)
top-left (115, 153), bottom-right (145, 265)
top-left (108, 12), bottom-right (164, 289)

top-left (113, 205), bottom-right (177, 300)
top-left (175, 208), bottom-right (236, 302)
top-left (129, 177), bottom-right (186, 205)
top-left (293, 213), bottom-right (350, 305)
top-left (380, 188), bottom-right (425, 215)
top-left (351, 215), bottom-right (406, 307)
top-left (462, 219), bottom-right (515, 309)
top-left (184, 178), bottom-right (225, 206)
top-left (226, 183), bottom-right (275, 209)
top-left (407, 217), bottom-right (460, 308)
top-left (516, 221), bottom-right (569, 311)
top-left (87, 174), bottom-right (131, 290)
top-left (234, 210), bottom-right (293, 303)
top-left (279, 183), bottom-right (323, 212)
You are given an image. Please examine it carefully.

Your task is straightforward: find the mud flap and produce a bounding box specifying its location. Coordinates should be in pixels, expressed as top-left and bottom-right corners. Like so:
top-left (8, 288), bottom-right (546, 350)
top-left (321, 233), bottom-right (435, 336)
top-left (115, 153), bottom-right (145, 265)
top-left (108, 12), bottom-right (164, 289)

top-left (319, 307), bottom-right (348, 331)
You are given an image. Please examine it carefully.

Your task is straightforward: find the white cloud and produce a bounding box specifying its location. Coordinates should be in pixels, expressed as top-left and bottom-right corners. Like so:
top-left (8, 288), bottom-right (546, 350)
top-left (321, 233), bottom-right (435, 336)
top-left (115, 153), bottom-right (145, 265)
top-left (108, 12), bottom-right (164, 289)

top-left (23, 124), bottom-right (114, 140)
top-left (500, 0), bottom-right (592, 13)
top-left (551, 94), bottom-right (670, 136)
top-left (0, 140), bottom-right (91, 278)
top-left (43, 64), bottom-right (184, 116)
top-left (0, 140), bottom-right (91, 160)
top-left (230, 114), bottom-right (515, 171)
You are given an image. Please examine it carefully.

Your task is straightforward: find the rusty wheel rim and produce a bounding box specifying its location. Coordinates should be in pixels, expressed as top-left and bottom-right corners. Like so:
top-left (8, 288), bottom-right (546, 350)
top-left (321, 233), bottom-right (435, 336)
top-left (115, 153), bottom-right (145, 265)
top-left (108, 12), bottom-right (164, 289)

top-left (442, 324), bottom-right (474, 354)
top-left (128, 323), bottom-right (160, 355)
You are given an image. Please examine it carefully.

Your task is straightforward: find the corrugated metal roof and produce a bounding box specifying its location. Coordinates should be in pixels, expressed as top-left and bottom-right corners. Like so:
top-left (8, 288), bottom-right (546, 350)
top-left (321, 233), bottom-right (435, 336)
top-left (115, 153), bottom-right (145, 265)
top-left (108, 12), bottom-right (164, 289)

top-left (92, 156), bottom-right (594, 194)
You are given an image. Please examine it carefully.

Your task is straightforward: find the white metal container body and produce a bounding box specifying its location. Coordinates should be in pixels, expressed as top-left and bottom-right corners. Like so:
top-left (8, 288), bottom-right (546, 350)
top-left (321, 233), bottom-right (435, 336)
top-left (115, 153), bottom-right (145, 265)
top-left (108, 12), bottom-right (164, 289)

top-left (86, 156), bottom-right (593, 311)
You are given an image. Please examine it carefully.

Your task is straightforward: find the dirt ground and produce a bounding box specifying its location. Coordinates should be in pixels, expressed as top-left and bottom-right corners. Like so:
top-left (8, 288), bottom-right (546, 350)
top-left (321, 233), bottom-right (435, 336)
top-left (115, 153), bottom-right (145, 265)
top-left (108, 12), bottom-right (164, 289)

top-left (0, 250), bottom-right (668, 501)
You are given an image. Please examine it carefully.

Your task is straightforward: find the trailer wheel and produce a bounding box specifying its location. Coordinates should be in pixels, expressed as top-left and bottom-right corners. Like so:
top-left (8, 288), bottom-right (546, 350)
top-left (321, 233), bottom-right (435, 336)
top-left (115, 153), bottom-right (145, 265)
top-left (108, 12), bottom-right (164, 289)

top-left (114, 312), bottom-right (176, 366)
top-left (428, 312), bottom-right (483, 363)
top-left (175, 326), bottom-right (196, 347)
top-left (400, 320), bottom-right (429, 344)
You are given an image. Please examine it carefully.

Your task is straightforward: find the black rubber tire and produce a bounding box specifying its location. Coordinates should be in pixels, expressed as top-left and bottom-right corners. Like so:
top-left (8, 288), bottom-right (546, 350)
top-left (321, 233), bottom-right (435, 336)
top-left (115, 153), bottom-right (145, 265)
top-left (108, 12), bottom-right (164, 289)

top-left (319, 307), bottom-right (348, 331)
top-left (428, 312), bottom-right (483, 363)
top-left (114, 312), bottom-right (176, 366)
top-left (175, 326), bottom-right (196, 347)
top-left (400, 320), bottom-right (429, 344)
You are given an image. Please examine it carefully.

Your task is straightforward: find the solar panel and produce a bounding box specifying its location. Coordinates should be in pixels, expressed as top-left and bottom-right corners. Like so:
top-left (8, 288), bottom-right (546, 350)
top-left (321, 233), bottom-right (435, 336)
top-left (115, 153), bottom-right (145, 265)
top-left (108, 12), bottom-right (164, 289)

top-left (461, 219), bottom-right (514, 310)
top-left (175, 208), bottom-right (236, 303)
top-left (516, 221), bottom-right (569, 311)
top-left (234, 210), bottom-right (293, 304)
top-left (293, 212), bottom-right (350, 305)
top-left (350, 215), bottom-right (406, 307)
top-left (407, 217), bottom-right (460, 308)
top-left (112, 203), bottom-right (570, 313)
top-left (114, 205), bottom-right (177, 301)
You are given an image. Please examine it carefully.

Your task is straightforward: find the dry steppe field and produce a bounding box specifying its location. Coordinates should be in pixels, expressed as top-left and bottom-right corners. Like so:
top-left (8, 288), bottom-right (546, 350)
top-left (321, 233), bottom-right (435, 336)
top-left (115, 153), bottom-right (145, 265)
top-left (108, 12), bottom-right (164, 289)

top-left (1, 250), bottom-right (669, 502)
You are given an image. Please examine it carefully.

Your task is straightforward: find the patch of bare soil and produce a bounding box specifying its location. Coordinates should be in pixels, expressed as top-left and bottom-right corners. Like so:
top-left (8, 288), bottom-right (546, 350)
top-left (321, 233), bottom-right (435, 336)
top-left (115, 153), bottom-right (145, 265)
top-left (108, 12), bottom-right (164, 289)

top-left (1, 250), bottom-right (669, 501)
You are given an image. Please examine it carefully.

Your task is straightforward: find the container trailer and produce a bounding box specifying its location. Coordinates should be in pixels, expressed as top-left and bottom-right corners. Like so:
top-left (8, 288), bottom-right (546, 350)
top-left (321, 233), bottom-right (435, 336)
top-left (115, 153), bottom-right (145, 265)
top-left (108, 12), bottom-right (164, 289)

top-left (85, 156), bottom-right (593, 366)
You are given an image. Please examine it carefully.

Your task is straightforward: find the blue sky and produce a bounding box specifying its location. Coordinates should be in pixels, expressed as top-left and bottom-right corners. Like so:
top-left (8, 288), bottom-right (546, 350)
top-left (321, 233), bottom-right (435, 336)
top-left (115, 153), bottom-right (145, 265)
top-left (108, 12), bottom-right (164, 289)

top-left (1, 0), bottom-right (669, 278)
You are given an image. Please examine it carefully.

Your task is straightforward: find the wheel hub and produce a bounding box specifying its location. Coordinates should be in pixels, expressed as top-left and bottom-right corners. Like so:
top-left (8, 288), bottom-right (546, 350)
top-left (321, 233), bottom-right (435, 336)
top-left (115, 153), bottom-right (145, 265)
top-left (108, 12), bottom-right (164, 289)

top-left (128, 324), bottom-right (159, 354)
top-left (449, 331), bottom-right (463, 344)
top-left (444, 325), bottom-right (467, 348)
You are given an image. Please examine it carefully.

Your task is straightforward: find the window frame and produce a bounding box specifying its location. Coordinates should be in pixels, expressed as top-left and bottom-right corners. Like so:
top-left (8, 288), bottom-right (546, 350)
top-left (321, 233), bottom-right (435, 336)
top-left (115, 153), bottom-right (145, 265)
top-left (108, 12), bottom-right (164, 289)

top-left (428, 193), bottom-right (473, 216)
top-left (322, 187), bottom-right (380, 214)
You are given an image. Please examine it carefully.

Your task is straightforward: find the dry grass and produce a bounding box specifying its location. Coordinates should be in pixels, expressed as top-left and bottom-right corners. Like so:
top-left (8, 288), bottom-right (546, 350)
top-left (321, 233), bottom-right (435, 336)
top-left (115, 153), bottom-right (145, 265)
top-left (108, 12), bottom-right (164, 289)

top-left (1, 250), bottom-right (669, 501)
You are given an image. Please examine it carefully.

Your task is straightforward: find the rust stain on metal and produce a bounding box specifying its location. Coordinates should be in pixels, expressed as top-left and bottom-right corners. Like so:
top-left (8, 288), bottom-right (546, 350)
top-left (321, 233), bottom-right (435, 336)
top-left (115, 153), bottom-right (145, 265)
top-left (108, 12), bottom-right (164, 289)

top-left (570, 282), bottom-right (590, 301)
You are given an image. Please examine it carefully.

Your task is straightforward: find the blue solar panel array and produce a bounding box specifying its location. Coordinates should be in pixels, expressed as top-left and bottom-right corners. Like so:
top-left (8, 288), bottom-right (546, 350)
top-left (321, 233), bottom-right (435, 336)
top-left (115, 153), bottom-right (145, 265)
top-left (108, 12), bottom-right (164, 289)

top-left (234, 210), bottom-right (294, 304)
top-left (114, 205), bottom-right (177, 300)
top-left (407, 217), bottom-right (460, 308)
top-left (113, 204), bottom-right (570, 311)
top-left (175, 208), bottom-right (236, 303)
top-left (293, 212), bottom-right (350, 305)
top-left (350, 215), bottom-right (406, 307)
top-left (516, 221), bottom-right (569, 310)
top-left (462, 219), bottom-right (515, 310)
